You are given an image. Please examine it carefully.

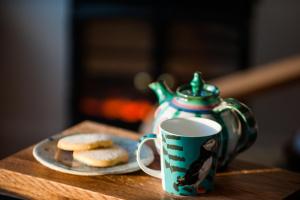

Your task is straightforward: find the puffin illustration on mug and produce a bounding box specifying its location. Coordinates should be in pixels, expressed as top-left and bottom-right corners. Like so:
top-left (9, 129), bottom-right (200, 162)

top-left (176, 138), bottom-right (218, 193)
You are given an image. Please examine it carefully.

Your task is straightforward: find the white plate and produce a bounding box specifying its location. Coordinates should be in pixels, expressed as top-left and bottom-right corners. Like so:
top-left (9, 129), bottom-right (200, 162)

top-left (33, 133), bottom-right (154, 176)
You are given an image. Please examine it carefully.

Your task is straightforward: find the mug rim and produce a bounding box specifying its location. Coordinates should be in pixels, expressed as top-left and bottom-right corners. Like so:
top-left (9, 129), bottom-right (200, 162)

top-left (160, 117), bottom-right (222, 138)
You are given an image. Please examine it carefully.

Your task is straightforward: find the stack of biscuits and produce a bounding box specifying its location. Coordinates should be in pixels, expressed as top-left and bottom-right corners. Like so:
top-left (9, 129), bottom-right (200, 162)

top-left (57, 133), bottom-right (129, 167)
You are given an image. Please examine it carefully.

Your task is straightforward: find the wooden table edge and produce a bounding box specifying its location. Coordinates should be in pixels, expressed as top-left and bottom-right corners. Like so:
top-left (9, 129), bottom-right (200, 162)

top-left (0, 121), bottom-right (299, 200)
top-left (0, 167), bottom-right (122, 200)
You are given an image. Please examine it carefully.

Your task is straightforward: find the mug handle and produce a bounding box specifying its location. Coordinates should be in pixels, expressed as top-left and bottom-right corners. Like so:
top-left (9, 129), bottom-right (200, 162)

top-left (136, 134), bottom-right (161, 179)
top-left (214, 98), bottom-right (258, 153)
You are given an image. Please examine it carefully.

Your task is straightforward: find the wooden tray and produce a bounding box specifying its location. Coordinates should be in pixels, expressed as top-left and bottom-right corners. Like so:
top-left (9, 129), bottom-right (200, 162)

top-left (0, 121), bottom-right (299, 200)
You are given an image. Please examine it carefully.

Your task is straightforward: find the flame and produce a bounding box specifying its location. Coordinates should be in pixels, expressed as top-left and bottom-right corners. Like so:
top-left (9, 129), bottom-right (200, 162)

top-left (80, 97), bottom-right (153, 123)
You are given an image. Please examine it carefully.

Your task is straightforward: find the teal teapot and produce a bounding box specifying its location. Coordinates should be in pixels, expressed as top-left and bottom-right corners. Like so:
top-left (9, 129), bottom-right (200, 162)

top-left (149, 72), bottom-right (257, 169)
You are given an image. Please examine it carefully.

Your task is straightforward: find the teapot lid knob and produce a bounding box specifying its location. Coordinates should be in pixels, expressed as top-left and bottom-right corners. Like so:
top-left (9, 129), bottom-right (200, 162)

top-left (190, 72), bottom-right (205, 96)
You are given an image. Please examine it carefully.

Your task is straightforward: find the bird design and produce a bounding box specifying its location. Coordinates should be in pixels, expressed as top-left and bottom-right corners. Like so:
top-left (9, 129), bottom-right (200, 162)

top-left (176, 138), bottom-right (217, 193)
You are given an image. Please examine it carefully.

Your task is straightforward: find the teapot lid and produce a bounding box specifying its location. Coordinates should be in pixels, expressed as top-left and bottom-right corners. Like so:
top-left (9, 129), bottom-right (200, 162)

top-left (176, 72), bottom-right (219, 99)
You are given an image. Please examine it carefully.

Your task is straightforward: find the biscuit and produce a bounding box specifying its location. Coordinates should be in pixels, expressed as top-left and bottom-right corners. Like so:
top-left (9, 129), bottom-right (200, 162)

top-left (73, 145), bottom-right (129, 167)
top-left (57, 133), bottom-right (113, 151)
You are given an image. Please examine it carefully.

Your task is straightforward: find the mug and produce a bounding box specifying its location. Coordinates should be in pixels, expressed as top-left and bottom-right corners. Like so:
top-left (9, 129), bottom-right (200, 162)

top-left (136, 117), bottom-right (222, 196)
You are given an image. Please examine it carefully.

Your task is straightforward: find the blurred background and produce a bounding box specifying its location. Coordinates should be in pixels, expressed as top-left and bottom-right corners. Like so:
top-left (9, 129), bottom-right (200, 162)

top-left (0, 0), bottom-right (299, 171)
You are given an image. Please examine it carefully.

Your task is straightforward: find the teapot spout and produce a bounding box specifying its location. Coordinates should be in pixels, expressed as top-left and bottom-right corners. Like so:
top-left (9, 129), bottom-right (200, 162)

top-left (149, 81), bottom-right (174, 104)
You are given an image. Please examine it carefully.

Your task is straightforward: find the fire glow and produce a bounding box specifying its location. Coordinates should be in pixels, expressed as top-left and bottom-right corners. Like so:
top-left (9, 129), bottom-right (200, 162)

top-left (80, 97), bottom-right (154, 123)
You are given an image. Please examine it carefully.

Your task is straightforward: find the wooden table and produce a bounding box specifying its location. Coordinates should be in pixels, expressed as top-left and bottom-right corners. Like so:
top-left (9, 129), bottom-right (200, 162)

top-left (0, 121), bottom-right (299, 200)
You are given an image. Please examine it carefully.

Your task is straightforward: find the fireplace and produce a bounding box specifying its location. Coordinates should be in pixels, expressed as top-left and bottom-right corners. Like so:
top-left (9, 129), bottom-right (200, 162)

top-left (71, 1), bottom-right (256, 131)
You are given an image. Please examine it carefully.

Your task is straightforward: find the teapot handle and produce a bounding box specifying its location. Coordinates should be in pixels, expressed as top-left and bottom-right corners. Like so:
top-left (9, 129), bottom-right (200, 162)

top-left (214, 98), bottom-right (258, 153)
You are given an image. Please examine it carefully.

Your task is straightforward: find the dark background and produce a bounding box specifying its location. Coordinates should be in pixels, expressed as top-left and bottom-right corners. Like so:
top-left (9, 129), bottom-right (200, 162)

top-left (0, 0), bottom-right (299, 169)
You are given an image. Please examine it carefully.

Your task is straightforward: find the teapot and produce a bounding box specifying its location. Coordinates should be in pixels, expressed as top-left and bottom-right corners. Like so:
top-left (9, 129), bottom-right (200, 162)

top-left (149, 72), bottom-right (257, 169)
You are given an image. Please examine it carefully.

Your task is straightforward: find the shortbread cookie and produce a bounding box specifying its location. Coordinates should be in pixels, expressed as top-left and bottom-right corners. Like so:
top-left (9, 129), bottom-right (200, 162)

top-left (57, 133), bottom-right (113, 151)
top-left (73, 145), bottom-right (129, 167)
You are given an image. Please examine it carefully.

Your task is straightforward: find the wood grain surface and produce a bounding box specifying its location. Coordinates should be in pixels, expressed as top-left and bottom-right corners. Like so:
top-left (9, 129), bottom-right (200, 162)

top-left (0, 121), bottom-right (299, 200)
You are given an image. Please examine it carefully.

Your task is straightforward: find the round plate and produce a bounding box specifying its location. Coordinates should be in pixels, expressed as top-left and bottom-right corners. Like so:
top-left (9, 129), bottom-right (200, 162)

top-left (33, 133), bottom-right (154, 176)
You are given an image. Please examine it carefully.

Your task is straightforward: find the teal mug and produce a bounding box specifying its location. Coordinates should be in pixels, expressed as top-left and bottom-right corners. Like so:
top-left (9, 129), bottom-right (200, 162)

top-left (137, 117), bottom-right (222, 196)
